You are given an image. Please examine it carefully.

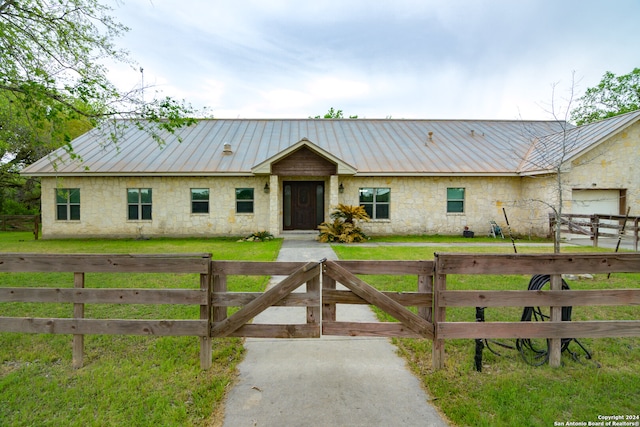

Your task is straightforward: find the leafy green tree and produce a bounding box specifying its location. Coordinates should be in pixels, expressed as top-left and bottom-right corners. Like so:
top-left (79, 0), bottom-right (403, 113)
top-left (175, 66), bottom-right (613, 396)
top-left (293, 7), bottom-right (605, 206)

top-left (570, 68), bottom-right (640, 125)
top-left (313, 107), bottom-right (358, 119)
top-left (0, 0), bottom-right (196, 144)
top-left (0, 94), bottom-right (92, 214)
top-left (0, 0), bottom-right (198, 213)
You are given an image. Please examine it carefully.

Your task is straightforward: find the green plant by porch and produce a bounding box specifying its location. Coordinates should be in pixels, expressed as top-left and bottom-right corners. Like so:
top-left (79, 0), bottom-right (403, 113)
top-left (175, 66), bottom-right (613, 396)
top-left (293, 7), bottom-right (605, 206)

top-left (317, 204), bottom-right (370, 243)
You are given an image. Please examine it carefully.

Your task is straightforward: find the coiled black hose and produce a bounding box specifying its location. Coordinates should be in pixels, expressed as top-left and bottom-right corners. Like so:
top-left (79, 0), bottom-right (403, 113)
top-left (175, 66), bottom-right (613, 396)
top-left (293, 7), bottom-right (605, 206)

top-left (516, 274), bottom-right (592, 366)
top-left (516, 274), bottom-right (572, 365)
top-left (474, 274), bottom-right (592, 369)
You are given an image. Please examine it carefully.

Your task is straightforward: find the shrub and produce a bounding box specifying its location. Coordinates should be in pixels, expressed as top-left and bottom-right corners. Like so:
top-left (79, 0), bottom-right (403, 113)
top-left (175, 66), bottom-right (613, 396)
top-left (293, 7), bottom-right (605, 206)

top-left (240, 231), bottom-right (274, 242)
top-left (318, 204), bottom-right (369, 243)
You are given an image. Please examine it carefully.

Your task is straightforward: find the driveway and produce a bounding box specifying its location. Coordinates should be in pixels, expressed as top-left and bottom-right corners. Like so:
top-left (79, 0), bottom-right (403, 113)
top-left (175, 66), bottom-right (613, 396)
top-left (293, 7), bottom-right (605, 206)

top-left (222, 237), bottom-right (449, 426)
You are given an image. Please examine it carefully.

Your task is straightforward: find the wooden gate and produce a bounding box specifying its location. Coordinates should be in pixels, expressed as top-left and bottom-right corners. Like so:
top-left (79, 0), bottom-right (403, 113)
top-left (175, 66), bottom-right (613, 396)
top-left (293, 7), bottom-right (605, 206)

top-left (322, 260), bottom-right (434, 339)
top-left (211, 260), bottom-right (323, 338)
top-left (210, 259), bottom-right (435, 340)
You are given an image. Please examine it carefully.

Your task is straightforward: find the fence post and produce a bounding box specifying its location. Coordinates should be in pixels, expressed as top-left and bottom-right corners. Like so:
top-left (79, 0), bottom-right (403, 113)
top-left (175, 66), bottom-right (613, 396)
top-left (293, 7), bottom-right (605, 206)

top-left (322, 265), bottom-right (337, 322)
top-left (33, 215), bottom-right (40, 240)
top-left (307, 271), bottom-right (320, 325)
top-left (548, 274), bottom-right (563, 367)
top-left (432, 255), bottom-right (446, 370)
top-left (592, 215), bottom-right (599, 247)
top-left (72, 272), bottom-right (85, 369)
top-left (199, 256), bottom-right (213, 370)
top-left (212, 268), bottom-right (228, 323)
top-left (199, 273), bottom-right (212, 370)
top-left (418, 269), bottom-right (432, 323)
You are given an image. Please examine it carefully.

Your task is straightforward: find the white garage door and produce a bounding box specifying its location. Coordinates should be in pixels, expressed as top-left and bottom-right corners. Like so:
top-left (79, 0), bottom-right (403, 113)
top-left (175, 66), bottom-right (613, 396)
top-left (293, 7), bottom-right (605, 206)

top-left (572, 189), bottom-right (620, 216)
top-left (571, 189), bottom-right (620, 237)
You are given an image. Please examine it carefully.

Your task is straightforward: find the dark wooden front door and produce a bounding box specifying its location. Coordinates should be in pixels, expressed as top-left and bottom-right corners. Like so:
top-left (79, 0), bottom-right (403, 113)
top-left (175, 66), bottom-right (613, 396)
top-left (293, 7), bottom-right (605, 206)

top-left (283, 181), bottom-right (324, 230)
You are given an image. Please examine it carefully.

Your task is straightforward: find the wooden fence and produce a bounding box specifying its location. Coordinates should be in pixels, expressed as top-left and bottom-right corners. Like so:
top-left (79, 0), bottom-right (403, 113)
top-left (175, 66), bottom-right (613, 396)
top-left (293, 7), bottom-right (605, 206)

top-left (551, 213), bottom-right (640, 251)
top-left (0, 253), bottom-right (212, 369)
top-left (0, 215), bottom-right (40, 239)
top-left (432, 252), bottom-right (640, 368)
top-left (1, 252), bottom-right (639, 370)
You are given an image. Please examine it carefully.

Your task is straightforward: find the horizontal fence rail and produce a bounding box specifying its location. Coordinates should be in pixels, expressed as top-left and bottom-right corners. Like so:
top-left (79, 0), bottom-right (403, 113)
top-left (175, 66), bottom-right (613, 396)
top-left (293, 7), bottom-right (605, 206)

top-left (0, 253), bottom-right (213, 369)
top-left (1, 252), bottom-right (639, 370)
top-left (0, 215), bottom-right (40, 239)
top-left (432, 252), bottom-right (640, 368)
top-left (552, 213), bottom-right (640, 250)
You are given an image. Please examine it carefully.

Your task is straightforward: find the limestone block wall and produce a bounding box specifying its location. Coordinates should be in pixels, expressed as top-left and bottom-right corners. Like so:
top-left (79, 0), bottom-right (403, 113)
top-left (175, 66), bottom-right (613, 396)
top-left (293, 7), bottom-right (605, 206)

top-left (336, 176), bottom-right (545, 236)
top-left (566, 121), bottom-right (640, 211)
top-left (40, 176), bottom-right (271, 238)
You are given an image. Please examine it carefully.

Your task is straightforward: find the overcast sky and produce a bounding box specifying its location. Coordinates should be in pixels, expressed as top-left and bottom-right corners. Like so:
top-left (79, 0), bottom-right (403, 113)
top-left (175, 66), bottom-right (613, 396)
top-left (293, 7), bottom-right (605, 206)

top-left (107, 0), bottom-right (640, 120)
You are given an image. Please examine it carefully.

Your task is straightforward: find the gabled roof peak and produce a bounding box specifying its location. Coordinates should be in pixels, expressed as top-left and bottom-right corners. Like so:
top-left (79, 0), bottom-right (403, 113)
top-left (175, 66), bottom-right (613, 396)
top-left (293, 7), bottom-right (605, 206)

top-left (251, 137), bottom-right (357, 175)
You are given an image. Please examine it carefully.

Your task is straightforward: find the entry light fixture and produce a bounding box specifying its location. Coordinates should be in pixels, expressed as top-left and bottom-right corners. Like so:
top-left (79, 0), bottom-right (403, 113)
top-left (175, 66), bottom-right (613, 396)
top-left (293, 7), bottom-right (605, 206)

top-left (264, 182), bottom-right (270, 193)
top-left (339, 183), bottom-right (344, 193)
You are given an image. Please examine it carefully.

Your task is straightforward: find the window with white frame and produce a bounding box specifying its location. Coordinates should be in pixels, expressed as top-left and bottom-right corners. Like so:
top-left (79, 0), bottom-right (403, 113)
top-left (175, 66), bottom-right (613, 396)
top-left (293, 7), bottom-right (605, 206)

top-left (447, 188), bottom-right (465, 213)
top-left (235, 188), bottom-right (254, 213)
top-left (191, 188), bottom-right (209, 214)
top-left (127, 188), bottom-right (152, 220)
top-left (56, 188), bottom-right (80, 220)
top-left (359, 187), bottom-right (390, 219)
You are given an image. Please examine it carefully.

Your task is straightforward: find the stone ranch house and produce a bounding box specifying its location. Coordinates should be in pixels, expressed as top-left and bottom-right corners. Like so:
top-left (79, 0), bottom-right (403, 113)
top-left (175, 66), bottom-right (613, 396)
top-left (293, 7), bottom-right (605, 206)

top-left (21, 111), bottom-right (640, 239)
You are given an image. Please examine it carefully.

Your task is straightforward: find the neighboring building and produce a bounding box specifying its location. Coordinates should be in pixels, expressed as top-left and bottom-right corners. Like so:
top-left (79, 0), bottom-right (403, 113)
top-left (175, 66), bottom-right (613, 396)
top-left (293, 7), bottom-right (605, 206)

top-left (21, 111), bottom-right (640, 239)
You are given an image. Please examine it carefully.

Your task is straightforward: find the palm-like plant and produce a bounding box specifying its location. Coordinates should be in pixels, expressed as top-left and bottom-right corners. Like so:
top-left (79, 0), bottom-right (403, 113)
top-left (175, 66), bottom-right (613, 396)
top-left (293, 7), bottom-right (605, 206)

top-left (318, 204), bottom-right (370, 243)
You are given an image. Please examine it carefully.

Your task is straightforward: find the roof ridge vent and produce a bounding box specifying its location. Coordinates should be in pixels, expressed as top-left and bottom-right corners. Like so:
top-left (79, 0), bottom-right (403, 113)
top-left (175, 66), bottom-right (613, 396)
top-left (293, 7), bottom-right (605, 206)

top-left (223, 142), bottom-right (232, 154)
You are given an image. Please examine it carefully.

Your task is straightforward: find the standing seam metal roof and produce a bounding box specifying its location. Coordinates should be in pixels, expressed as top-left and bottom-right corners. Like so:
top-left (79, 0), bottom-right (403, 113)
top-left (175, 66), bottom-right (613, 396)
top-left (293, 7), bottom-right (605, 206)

top-left (21, 114), bottom-right (640, 177)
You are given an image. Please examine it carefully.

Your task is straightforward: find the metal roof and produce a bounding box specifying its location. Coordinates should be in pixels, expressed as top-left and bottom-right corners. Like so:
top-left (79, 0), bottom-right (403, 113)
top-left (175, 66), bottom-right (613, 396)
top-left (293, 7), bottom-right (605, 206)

top-left (520, 110), bottom-right (640, 174)
top-left (21, 115), bottom-right (638, 177)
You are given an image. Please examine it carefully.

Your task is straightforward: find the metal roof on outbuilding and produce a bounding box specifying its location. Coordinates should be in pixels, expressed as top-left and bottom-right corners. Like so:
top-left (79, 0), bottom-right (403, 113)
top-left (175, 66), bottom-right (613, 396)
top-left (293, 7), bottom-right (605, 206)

top-left (21, 114), bottom-right (639, 177)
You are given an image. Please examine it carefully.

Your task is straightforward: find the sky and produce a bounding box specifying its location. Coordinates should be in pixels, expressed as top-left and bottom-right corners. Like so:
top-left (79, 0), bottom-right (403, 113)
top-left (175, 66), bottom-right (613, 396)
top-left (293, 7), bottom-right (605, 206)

top-left (106, 0), bottom-right (640, 121)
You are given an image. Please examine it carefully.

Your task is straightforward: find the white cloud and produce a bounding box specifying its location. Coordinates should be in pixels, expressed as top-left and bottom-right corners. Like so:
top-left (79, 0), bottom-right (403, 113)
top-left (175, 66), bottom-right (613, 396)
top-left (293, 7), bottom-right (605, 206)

top-left (106, 0), bottom-right (640, 120)
top-left (308, 77), bottom-right (370, 100)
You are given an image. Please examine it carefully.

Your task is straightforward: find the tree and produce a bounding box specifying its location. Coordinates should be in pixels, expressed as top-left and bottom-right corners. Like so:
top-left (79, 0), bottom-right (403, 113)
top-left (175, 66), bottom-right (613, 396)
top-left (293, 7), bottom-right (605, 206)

top-left (0, 0), bottom-right (196, 148)
top-left (570, 68), bottom-right (640, 125)
top-left (517, 74), bottom-right (583, 253)
top-left (0, 0), bottom-right (197, 213)
top-left (313, 107), bottom-right (358, 119)
top-left (0, 94), bottom-right (93, 213)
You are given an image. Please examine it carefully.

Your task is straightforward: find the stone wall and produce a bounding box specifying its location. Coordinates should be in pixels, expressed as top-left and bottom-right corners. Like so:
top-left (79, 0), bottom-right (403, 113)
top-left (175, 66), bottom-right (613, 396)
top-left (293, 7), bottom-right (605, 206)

top-left (337, 175), bottom-right (536, 236)
top-left (566, 121), bottom-right (640, 210)
top-left (41, 176), bottom-right (271, 238)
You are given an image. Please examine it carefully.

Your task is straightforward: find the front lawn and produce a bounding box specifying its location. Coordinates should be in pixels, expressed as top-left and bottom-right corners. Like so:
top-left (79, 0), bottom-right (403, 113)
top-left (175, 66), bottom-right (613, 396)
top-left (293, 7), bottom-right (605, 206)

top-left (332, 243), bottom-right (640, 427)
top-left (0, 233), bottom-right (282, 427)
top-left (2, 233), bottom-right (637, 427)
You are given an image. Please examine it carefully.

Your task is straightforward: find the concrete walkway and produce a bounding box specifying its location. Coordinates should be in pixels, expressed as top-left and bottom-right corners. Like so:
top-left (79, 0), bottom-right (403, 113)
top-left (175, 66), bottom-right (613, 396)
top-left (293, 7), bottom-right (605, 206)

top-left (222, 236), bottom-right (449, 427)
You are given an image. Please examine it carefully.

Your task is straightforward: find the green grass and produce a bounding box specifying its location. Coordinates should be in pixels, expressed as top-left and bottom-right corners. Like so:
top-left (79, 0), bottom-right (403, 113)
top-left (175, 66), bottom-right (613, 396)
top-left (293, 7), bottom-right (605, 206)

top-left (332, 243), bottom-right (640, 427)
top-left (366, 233), bottom-right (552, 243)
top-left (2, 232), bottom-right (638, 426)
top-left (0, 232), bottom-right (282, 427)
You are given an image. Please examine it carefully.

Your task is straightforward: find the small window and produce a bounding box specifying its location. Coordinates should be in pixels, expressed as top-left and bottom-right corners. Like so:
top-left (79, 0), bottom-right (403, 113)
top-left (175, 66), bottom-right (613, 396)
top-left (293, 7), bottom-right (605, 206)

top-left (191, 188), bottom-right (209, 214)
top-left (236, 188), bottom-right (254, 213)
top-left (359, 188), bottom-right (390, 219)
top-left (56, 188), bottom-right (80, 220)
top-left (447, 188), bottom-right (465, 213)
top-left (128, 188), bottom-right (152, 220)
